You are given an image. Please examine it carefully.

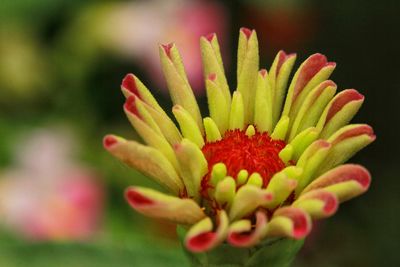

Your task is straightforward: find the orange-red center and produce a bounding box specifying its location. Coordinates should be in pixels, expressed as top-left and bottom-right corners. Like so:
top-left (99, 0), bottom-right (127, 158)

top-left (201, 128), bottom-right (287, 195)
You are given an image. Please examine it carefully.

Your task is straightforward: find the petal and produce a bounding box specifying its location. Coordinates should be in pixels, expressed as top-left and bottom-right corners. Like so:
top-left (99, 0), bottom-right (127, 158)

top-left (293, 189), bottom-right (338, 219)
top-left (227, 211), bottom-right (268, 247)
top-left (125, 186), bottom-right (205, 225)
top-left (121, 74), bottom-right (164, 113)
top-left (159, 43), bottom-right (203, 133)
top-left (229, 185), bottom-right (273, 221)
top-left (265, 171), bottom-right (298, 209)
top-left (203, 117), bottom-right (222, 142)
top-left (229, 91), bottom-right (245, 130)
top-left (295, 140), bottom-right (332, 195)
top-left (317, 124), bottom-right (376, 174)
top-left (282, 53), bottom-right (336, 119)
top-left (214, 176), bottom-right (236, 208)
top-left (271, 115), bottom-right (290, 140)
top-left (200, 34), bottom-right (231, 106)
top-left (289, 80), bottom-right (337, 140)
top-left (172, 105), bottom-right (204, 148)
top-left (124, 98), bottom-right (179, 170)
top-left (142, 103), bottom-right (182, 145)
top-left (174, 139), bottom-right (208, 201)
top-left (185, 210), bottom-right (229, 252)
top-left (237, 28), bottom-right (259, 124)
top-left (289, 127), bottom-right (320, 161)
top-left (123, 84), bottom-right (182, 145)
top-left (317, 89), bottom-right (364, 139)
top-left (269, 51), bottom-right (297, 126)
top-left (254, 69), bottom-right (273, 133)
top-left (302, 164), bottom-right (371, 203)
top-left (104, 135), bottom-right (184, 195)
top-left (266, 207), bottom-right (312, 239)
top-left (205, 74), bottom-right (230, 133)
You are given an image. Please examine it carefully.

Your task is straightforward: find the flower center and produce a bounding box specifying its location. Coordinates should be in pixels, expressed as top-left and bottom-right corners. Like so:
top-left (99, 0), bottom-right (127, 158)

top-left (201, 127), bottom-right (287, 192)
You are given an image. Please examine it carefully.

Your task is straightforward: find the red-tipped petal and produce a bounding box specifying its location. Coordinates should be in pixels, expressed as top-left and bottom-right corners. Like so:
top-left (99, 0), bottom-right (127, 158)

top-left (103, 135), bottom-right (118, 149)
top-left (124, 95), bottom-right (141, 118)
top-left (293, 53), bottom-right (331, 100)
top-left (205, 32), bottom-right (216, 42)
top-left (122, 74), bottom-right (139, 97)
top-left (326, 89), bottom-right (364, 123)
top-left (276, 50), bottom-right (296, 76)
top-left (126, 189), bottom-right (155, 206)
top-left (227, 211), bottom-right (267, 247)
top-left (161, 43), bottom-right (174, 59)
top-left (187, 232), bottom-right (217, 252)
top-left (240, 27), bottom-right (253, 39)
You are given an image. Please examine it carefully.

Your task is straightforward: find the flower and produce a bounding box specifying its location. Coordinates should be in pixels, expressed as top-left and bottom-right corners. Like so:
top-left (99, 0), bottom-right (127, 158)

top-left (0, 128), bottom-right (104, 240)
top-left (104, 28), bottom-right (375, 253)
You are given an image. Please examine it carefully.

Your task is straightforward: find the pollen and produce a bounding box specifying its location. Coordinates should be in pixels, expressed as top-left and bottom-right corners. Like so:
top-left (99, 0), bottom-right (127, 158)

top-left (201, 127), bottom-right (287, 190)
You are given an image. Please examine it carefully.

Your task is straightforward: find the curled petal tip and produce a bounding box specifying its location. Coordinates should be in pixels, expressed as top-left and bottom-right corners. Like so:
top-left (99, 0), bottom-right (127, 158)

top-left (103, 135), bottom-right (118, 149)
top-left (326, 89), bottom-right (364, 123)
top-left (121, 73), bottom-right (138, 95)
top-left (259, 69), bottom-right (268, 77)
top-left (125, 188), bottom-right (155, 207)
top-left (204, 32), bottom-right (216, 42)
top-left (124, 95), bottom-right (140, 117)
top-left (186, 232), bottom-right (217, 252)
top-left (161, 43), bottom-right (174, 58)
top-left (240, 27), bottom-right (253, 39)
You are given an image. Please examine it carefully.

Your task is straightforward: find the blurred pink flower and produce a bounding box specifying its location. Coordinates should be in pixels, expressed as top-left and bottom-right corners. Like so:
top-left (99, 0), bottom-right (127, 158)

top-left (103, 0), bottom-right (229, 94)
top-left (0, 128), bottom-right (103, 241)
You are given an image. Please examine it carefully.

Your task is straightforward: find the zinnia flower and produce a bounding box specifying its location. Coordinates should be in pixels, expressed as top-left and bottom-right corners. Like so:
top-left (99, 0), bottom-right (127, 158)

top-left (104, 28), bottom-right (375, 253)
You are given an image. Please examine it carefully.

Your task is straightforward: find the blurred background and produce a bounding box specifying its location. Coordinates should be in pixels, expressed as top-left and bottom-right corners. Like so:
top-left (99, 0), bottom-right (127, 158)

top-left (0, 0), bottom-right (399, 266)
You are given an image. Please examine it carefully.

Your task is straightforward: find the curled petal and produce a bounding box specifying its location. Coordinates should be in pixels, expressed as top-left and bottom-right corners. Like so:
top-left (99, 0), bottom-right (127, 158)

top-left (229, 91), bottom-right (245, 130)
top-left (254, 69), bottom-right (273, 132)
top-left (289, 80), bottom-right (337, 140)
top-left (283, 53), bottom-right (336, 119)
top-left (159, 43), bottom-right (203, 132)
top-left (317, 124), bottom-right (376, 174)
top-left (174, 139), bottom-right (208, 202)
top-left (293, 189), bottom-right (338, 219)
top-left (124, 97), bottom-right (179, 170)
top-left (317, 89), bottom-right (364, 139)
top-left (205, 75), bottom-right (230, 133)
top-left (121, 74), bottom-right (164, 113)
top-left (103, 135), bottom-right (184, 195)
top-left (302, 164), bottom-right (371, 203)
top-left (200, 34), bottom-right (231, 106)
top-left (266, 207), bottom-right (312, 239)
top-left (237, 28), bottom-right (259, 124)
top-left (295, 140), bottom-right (332, 195)
top-left (185, 210), bottom-right (229, 252)
top-left (229, 185), bottom-right (273, 221)
top-left (227, 211), bottom-right (268, 247)
top-left (269, 50), bottom-right (297, 126)
top-left (265, 171), bottom-right (298, 209)
top-left (173, 105), bottom-right (204, 148)
top-left (289, 127), bottom-right (320, 161)
top-left (125, 187), bottom-right (205, 225)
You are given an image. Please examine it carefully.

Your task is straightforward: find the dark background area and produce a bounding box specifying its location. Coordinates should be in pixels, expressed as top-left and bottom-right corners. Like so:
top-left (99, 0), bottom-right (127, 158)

top-left (0, 0), bottom-right (399, 266)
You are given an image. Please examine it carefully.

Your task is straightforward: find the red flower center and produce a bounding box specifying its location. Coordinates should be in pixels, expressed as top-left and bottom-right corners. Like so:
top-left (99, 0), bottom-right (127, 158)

top-left (201, 128), bottom-right (287, 194)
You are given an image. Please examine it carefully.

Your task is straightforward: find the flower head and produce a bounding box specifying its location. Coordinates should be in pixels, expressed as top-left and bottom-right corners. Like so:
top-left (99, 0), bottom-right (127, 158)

top-left (104, 28), bottom-right (375, 252)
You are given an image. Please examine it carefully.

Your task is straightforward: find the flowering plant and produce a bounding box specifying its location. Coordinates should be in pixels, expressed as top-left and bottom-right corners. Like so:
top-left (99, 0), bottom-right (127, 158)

top-left (104, 28), bottom-right (375, 266)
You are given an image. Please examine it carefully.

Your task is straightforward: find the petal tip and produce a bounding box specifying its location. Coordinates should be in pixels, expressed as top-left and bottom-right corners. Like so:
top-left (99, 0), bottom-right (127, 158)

top-left (186, 232), bottom-right (216, 252)
top-left (122, 73), bottom-right (138, 95)
top-left (125, 188), bottom-right (155, 207)
top-left (240, 27), bottom-right (253, 39)
top-left (103, 135), bottom-right (118, 149)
